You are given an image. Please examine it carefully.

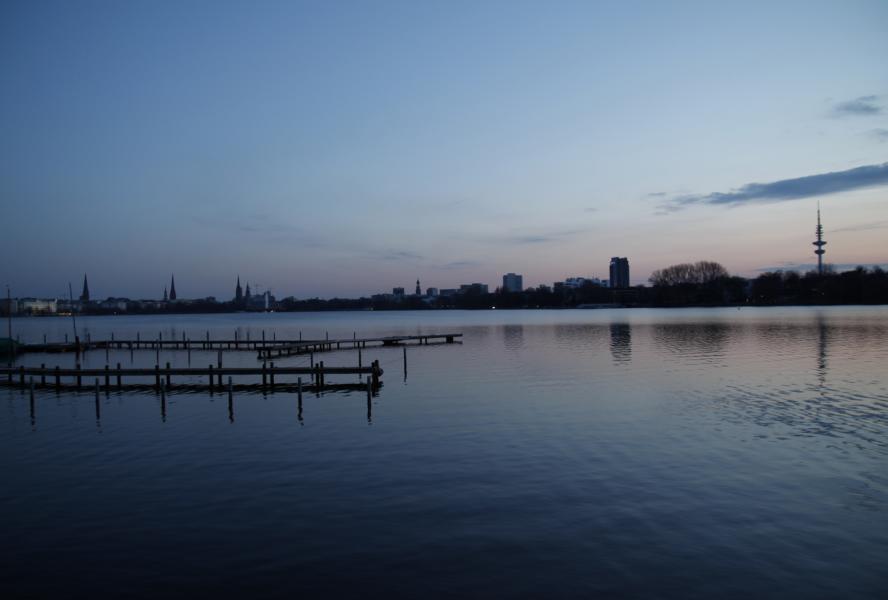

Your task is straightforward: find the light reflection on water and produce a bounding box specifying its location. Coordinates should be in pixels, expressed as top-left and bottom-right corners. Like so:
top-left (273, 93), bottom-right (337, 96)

top-left (1, 307), bottom-right (887, 598)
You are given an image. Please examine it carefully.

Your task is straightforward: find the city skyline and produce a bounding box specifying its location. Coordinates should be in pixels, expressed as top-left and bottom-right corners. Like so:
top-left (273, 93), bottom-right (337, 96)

top-left (2, 1), bottom-right (887, 298)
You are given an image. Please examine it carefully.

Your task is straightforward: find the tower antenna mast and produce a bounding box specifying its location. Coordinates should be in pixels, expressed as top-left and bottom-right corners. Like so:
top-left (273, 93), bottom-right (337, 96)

top-left (813, 202), bottom-right (827, 276)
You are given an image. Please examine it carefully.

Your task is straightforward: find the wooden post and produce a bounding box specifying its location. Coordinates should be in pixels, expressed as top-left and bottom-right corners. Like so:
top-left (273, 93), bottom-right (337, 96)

top-left (299, 330), bottom-right (302, 341)
top-left (40, 363), bottom-right (46, 386)
top-left (104, 364), bottom-right (110, 390)
top-left (319, 361), bottom-right (324, 389)
top-left (165, 362), bottom-right (171, 387)
top-left (310, 351), bottom-right (314, 368)
top-left (116, 363), bottom-right (122, 388)
top-left (297, 377), bottom-right (303, 420)
top-left (372, 361), bottom-right (379, 388)
top-left (19, 365), bottom-right (25, 386)
top-left (217, 350), bottom-right (222, 368)
top-left (227, 377), bottom-right (233, 422)
top-left (76, 363), bottom-right (82, 389)
top-left (262, 330), bottom-right (265, 343)
top-left (358, 348), bottom-right (362, 368)
top-left (154, 364), bottom-right (160, 390)
top-left (30, 377), bottom-right (35, 403)
top-left (208, 365), bottom-right (214, 391)
top-left (366, 376), bottom-right (372, 401)
top-left (161, 383), bottom-right (167, 420)
top-left (403, 346), bottom-right (407, 378)
top-left (95, 378), bottom-right (100, 402)
top-left (270, 362), bottom-right (275, 390)
top-left (262, 362), bottom-right (267, 387)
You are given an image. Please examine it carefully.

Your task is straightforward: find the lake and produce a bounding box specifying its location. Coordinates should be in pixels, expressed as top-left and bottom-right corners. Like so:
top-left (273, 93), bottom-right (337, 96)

top-left (2, 307), bottom-right (887, 598)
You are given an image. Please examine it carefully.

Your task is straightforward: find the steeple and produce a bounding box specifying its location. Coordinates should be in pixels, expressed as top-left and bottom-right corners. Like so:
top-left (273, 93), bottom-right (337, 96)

top-left (163, 287), bottom-right (168, 302)
top-left (169, 275), bottom-right (177, 301)
top-left (245, 282), bottom-right (251, 300)
top-left (813, 202), bottom-right (827, 276)
top-left (415, 279), bottom-right (421, 296)
top-left (235, 276), bottom-right (243, 303)
top-left (80, 274), bottom-right (90, 303)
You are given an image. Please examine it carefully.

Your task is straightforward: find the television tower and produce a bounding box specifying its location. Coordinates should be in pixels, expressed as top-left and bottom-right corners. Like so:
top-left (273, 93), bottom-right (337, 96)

top-left (813, 203), bottom-right (826, 275)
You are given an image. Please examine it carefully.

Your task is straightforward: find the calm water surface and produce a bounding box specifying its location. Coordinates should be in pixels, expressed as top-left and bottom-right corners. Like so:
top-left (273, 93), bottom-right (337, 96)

top-left (2, 307), bottom-right (887, 598)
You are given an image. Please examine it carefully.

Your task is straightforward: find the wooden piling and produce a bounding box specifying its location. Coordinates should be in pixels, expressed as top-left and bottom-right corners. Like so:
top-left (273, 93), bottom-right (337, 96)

top-left (40, 363), bottom-right (45, 386)
top-left (154, 364), bottom-right (160, 389)
top-left (104, 364), bottom-right (110, 390)
top-left (76, 363), bottom-right (82, 389)
top-left (116, 363), bottom-right (122, 388)
top-left (54, 366), bottom-right (60, 389)
top-left (270, 362), bottom-right (275, 390)
top-left (208, 365), bottom-right (214, 390)
top-left (165, 362), bottom-right (171, 387)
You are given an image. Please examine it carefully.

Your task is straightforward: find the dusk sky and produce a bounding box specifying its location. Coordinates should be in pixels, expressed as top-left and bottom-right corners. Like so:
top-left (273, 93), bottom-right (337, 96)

top-left (2, 0), bottom-right (887, 300)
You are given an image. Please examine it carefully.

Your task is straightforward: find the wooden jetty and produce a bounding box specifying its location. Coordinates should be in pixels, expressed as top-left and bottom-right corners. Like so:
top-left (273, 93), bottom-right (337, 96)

top-left (257, 333), bottom-right (463, 359)
top-left (0, 361), bottom-right (382, 391)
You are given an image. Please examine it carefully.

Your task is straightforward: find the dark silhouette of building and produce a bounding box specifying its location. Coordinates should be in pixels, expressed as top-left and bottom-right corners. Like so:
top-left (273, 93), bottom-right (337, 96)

top-left (163, 287), bottom-right (168, 302)
top-left (814, 203), bottom-right (827, 275)
top-left (169, 275), bottom-right (177, 301)
top-left (235, 276), bottom-right (243, 303)
top-left (503, 273), bottom-right (523, 293)
top-left (245, 283), bottom-right (251, 303)
top-left (80, 274), bottom-right (90, 303)
top-left (415, 279), bottom-right (421, 296)
top-left (610, 257), bottom-right (630, 288)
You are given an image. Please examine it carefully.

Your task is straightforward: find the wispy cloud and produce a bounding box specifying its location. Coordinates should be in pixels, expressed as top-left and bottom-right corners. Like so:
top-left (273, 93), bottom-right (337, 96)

top-left (502, 228), bottom-right (587, 245)
top-left (831, 219), bottom-right (888, 233)
top-left (659, 162), bottom-right (888, 212)
top-left (832, 95), bottom-right (882, 117)
top-left (871, 128), bottom-right (888, 142)
top-left (378, 250), bottom-right (424, 261)
top-left (435, 260), bottom-right (481, 269)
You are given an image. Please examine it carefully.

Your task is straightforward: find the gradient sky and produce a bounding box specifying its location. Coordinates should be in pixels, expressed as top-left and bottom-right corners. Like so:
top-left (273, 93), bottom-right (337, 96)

top-left (2, 0), bottom-right (887, 300)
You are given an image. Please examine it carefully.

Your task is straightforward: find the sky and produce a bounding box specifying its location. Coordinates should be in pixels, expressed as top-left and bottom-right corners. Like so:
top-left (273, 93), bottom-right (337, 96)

top-left (2, 0), bottom-right (887, 300)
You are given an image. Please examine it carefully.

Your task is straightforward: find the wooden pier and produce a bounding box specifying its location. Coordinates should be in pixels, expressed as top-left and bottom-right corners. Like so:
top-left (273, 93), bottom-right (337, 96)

top-left (1, 361), bottom-right (382, 391)
top-left (256, 333), bottom-right (462, 359)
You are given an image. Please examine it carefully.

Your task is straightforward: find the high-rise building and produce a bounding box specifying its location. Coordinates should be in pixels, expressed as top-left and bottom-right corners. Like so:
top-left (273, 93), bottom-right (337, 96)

top-left (169, 275), bottom-right (177, 301)
top-left (609, 257), bottom-right (630, 288)
top-left (80, 274), bottom-right (90, 303)
top-left (502, 273), bottom-right (523, 293)
top-left (813, 203), bottom-right (827, 275)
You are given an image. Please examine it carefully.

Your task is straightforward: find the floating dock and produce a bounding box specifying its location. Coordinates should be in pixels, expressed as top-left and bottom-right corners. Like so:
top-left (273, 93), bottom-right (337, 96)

top-left (0, 361), bottom-right (382, 391)
top-left (256, 333), bottom-right (462, 359)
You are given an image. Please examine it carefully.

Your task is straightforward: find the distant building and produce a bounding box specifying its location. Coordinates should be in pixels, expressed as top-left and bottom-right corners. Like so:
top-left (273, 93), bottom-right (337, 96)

top-left (502, 273), bottom-right (523, 293)
top-left (426, 287), bottom-right (439, 297)
top-left (813, 203), bottom-right (827, 275)
top-left (393, 287), bottom-right (405, 297)
top-left (415, 279), bottom-right (422, 296)
top-left (18, 298), bottom-right (57, 315)
top-left (438, 289), bottom-right (457, 297)
top-left (609, 257), bottom-right (630, 288)
top-left (169, 275), bottom-right (177, 301)
top-left (235, 276), bottom-right (243, 303)
top-left (100, 298), bottom-right (129, 312)
top-left (459, 283), bottom-right (489, 295)
top-left (80, 274), bottom-right (90, 303)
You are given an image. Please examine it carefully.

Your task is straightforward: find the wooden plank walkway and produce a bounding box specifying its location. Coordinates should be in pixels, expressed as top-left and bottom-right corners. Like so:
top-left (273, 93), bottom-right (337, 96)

top-left (257, 333), bottom-right (462, 359)
top-left (1, 361), bottom-right (382, 391)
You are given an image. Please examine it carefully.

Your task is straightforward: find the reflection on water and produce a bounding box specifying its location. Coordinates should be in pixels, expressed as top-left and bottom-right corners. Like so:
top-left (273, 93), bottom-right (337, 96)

top-left (1, 307), bottom-right (888, 598)
top-left (609, 323), bottom-right (631, 364)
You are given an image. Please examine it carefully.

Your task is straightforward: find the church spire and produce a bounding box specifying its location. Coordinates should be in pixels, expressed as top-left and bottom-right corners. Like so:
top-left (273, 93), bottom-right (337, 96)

top-left (163, 287), bottom-right (168, 302)
top-left (80, 274), bottom-right (90, 303)
top-left (169, 274), bottom-right (177, 301)
top-left (235, 276), bottom-right (243, 303)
